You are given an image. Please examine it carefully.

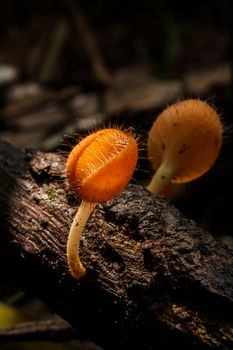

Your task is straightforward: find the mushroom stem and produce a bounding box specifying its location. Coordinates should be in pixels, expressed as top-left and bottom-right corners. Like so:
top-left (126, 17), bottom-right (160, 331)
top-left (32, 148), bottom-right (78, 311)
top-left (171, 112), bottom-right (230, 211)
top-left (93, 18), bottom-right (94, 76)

top-left (67, 200), bottom-right (97, 279)
top-left (147, 162), bottom-right (176, 194)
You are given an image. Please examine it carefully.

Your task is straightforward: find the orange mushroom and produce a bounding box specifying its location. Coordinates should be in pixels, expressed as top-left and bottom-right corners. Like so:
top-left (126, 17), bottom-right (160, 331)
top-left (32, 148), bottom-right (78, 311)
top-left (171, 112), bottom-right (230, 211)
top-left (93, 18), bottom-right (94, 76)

top-left (147, 99), bottom-right (223, 194)
top-left (66, 128), bottom-right (138, 279)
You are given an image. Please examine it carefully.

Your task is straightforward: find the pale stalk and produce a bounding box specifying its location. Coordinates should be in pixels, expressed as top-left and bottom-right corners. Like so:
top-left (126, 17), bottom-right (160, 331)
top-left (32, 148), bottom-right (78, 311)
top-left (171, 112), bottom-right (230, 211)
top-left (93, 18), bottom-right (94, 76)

top-left (67, 200), bottom-right (97, 279)
top-left (147, 162), bottom-right (176, 194)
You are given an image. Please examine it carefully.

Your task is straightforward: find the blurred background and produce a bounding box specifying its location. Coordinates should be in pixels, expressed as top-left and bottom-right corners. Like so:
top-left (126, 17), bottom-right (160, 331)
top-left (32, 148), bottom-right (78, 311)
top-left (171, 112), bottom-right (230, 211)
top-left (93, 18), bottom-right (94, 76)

top-left (0, 0), bottom-right (232, 349)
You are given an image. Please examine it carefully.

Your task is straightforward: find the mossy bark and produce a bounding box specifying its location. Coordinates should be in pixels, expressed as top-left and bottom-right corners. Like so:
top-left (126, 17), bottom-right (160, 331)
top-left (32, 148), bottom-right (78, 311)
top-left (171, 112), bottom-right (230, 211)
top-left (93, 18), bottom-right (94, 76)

top-left (0, 141), bottom-right (232, 350)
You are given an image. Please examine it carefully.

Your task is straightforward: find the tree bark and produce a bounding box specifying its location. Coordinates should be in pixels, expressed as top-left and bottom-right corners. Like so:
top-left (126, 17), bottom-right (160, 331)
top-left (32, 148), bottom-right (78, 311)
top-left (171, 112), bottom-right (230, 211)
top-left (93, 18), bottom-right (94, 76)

top-left (0, 140), bottom-right (232, 350)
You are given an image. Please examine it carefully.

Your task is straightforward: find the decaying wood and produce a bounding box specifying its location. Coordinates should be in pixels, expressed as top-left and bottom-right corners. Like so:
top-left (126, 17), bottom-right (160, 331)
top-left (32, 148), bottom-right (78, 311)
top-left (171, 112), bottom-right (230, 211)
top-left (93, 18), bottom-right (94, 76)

top-left (0, 319), bottom-right (77, 342)
top-left (0, 141), bottom-right (232, 350)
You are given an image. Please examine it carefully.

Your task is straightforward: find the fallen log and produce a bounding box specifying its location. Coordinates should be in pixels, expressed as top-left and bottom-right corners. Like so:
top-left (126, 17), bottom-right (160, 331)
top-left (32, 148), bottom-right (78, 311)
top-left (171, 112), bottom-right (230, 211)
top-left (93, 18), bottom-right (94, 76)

top-left (0, 140), bottom-right (232, 350)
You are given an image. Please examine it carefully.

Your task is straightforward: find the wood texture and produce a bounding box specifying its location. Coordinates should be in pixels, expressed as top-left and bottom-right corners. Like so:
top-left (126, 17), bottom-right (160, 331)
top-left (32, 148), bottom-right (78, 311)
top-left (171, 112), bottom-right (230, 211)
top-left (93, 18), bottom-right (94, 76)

top-left (0, 141), bottom-right (232, 350)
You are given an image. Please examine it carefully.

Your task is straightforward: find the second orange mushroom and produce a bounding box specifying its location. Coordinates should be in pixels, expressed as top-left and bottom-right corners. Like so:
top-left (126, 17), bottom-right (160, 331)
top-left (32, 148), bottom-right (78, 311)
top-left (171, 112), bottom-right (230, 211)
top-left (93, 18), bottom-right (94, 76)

top-left (147, 99), bottom-right (223, 194)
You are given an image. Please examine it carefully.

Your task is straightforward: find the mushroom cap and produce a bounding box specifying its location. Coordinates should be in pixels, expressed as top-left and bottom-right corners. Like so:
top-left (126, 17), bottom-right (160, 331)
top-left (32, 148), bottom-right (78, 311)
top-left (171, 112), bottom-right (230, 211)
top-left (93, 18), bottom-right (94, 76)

top-left (66, 128), bottom-right (138, 202)
top-left (148, 99), bottom-right (222, 183)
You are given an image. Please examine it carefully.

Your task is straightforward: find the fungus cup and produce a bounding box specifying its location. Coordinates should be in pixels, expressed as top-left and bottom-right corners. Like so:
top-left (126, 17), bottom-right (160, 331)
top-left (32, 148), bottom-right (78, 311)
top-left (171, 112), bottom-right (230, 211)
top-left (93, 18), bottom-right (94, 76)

top-left (66, 128), bottom-right (138, 279)
top-left (147, 99), bottom-right (223, 194)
